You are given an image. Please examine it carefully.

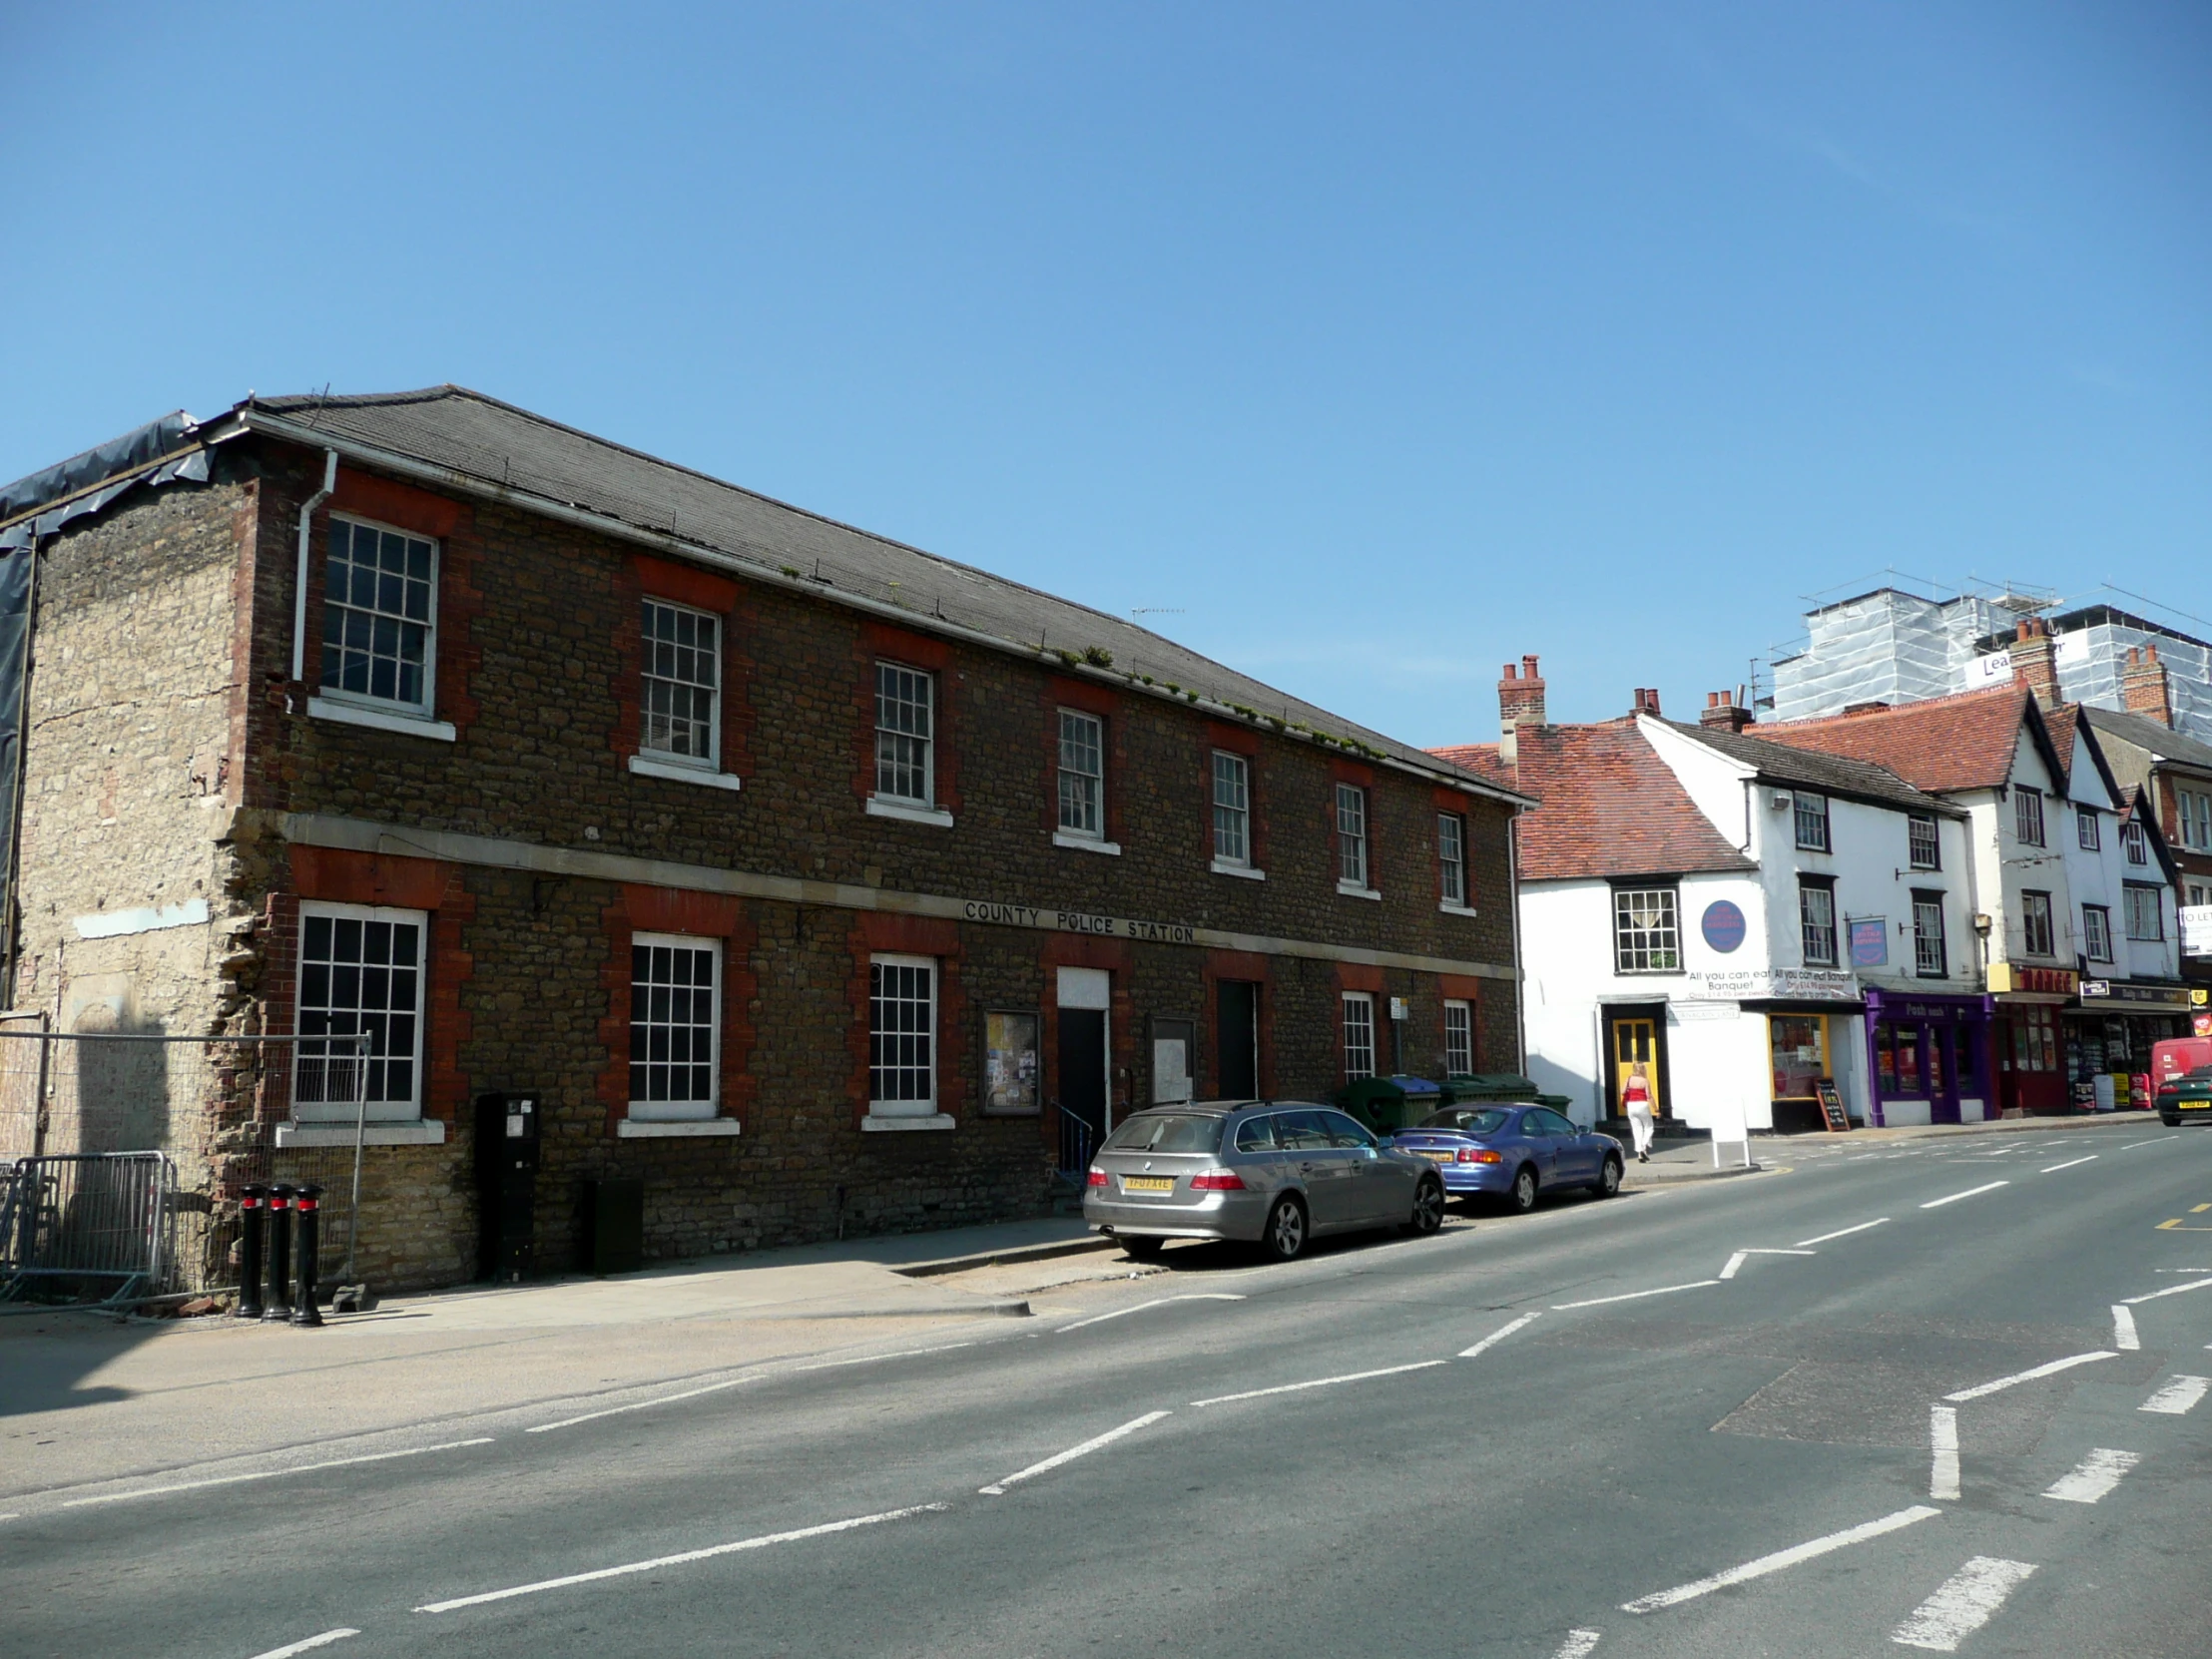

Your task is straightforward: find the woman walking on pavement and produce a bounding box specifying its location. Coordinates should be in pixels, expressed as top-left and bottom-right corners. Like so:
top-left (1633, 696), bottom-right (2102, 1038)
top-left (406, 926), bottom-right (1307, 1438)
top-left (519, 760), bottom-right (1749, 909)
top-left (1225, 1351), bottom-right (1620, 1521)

top-left (1623, 1063), bottom-right (1656, 1163)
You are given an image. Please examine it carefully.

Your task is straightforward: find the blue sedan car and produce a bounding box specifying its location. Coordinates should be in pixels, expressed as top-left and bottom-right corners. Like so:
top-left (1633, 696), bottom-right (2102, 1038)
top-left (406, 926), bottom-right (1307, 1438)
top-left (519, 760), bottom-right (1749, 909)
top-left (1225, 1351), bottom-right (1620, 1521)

top-left (1386, 1104), bottom-right (1623, 1213)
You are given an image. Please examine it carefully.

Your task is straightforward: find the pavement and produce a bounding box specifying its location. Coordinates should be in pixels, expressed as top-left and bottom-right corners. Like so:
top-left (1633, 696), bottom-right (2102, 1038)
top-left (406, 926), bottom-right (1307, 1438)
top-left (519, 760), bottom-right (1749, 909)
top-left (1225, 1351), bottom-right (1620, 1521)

top-left (5, 1114), bottom-right (2208, 1658)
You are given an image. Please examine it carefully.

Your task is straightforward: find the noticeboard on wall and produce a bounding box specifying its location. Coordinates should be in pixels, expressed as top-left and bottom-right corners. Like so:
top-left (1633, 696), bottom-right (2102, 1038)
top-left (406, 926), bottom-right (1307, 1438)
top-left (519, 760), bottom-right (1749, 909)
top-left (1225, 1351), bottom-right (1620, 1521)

top-left (983, 1009), bottom-right (1041, 1114)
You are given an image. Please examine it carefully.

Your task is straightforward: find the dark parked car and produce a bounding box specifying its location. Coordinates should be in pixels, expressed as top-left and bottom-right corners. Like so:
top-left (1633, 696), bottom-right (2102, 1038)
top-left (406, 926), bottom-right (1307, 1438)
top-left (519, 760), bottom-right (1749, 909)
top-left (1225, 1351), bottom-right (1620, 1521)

top-left (1386, 1103), bottom-right (1623, 1212)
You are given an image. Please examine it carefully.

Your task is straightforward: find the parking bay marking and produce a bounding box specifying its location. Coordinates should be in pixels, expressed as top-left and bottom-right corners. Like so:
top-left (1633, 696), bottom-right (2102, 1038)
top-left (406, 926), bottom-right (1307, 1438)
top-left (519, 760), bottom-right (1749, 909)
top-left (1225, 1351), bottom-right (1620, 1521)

top-left (1551, 1632), bottom-right (1602, 1659)
top-left (1922, 1181), bottom-right (2009, 1210)
top-left (1929, 1406), bottom-right (1959, 1502)
top-left (1890, 1557), bottom-right (2037, 1652)
top-left (1055, 1294), bottom-right (1247, 1334)
top-left (2113, 1306), bottom-right (2140, 1351)
top-left (1719, 1248), bottom-right (1815, 1281)
top-left (1620, 1505), bottom-right (1941, 1614)
top-left (61, 1438), bottom-right (495, 1509)
top-left (528, 1376), bottom-right (759, 1433)
top-left (2042, 1447), bottom-right (2139, 1503)
top-left (1192, 1360), bottom-right (1447, 1407)
top-left (1459, 1311), bottom-right (1541, 1360)
top-left (2117, 1136), bottom-right (2182, 1152)
top-left (1552, 1280), bottom-right (1720, 1311)
top-left (2041, 1155), bottom-right (2098, 1173)
top-left (1794, 1218), bottom-right (1889, 1248)
top-left (980, 1410), bottom-right (1171, 1494)
top-left (1943, 1352), bottom-right (2116, 1402)
top-left (414, 1503), bottom-right (950, 1612)
top-left (2121, 1276), bottom-right (2212, 1305)
top-left (247, 1631), bottom-right (361, 1659)
top-left (2140, 1375), bottom-right (2210, 1415)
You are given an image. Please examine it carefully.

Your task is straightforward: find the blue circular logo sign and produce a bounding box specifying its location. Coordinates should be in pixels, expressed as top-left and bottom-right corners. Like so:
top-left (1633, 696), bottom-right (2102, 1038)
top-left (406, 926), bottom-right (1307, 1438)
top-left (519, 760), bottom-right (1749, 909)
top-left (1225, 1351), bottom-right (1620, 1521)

top-left (1701, 899), bottom-right (1747, 954)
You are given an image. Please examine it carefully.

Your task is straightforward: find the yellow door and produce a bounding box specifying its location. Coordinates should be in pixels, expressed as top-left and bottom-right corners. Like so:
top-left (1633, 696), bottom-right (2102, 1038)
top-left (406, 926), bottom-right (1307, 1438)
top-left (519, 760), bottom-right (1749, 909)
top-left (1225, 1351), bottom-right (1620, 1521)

top-left (1613, 1018), bottom-right (1662, 1118)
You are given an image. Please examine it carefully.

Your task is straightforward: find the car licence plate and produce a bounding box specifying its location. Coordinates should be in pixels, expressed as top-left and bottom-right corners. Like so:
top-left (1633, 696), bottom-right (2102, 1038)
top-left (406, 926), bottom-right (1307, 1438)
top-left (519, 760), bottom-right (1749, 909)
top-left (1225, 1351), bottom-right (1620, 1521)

top-left (1121, 1176), bottom-right (1176, 1192)
top-left (2180, 1100), bottom-right (2211, 1111)
top-left (1417, 1150), bottom-right (1457, 1165)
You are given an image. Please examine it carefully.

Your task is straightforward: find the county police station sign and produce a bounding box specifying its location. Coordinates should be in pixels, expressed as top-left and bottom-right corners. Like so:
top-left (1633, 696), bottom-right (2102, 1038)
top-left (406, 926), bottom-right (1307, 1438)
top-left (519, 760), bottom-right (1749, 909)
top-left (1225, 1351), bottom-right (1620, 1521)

top-left (962, 899), bottom-right (1198, 945)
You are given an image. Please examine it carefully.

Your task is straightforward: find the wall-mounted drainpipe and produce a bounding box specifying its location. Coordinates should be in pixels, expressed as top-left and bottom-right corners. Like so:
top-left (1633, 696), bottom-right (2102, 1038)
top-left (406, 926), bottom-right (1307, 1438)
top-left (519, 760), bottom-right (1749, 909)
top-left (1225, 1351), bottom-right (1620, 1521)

top-left (289, 449), bottom-right (338, 685)
top-left (1, 532), bottom-right (45, 1005)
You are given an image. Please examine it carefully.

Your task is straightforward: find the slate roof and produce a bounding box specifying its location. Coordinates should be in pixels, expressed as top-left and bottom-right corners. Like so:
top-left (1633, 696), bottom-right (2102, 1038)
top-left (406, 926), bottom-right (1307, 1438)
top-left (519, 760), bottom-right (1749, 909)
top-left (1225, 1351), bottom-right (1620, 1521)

top-left (1750, 685), bottom-right (2046, 795)
top-left (2077, 706), bottom-right (2212, 776)
top-left (235, 386), bottom-right (1518, 799)
top-left (1663, 720), bottom-right (1960, 818)
top-left (1430, 720), bottom-right (1755, 882)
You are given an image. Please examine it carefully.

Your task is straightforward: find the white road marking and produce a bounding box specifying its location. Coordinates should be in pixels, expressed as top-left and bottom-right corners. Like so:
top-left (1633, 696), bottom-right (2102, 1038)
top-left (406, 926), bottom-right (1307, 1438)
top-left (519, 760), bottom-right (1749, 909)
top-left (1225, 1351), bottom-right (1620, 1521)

top-left (1890, 1556), bottom-right (2037, 1652)
top-left (61, 1438), bottom-right (494, 1508)
top-left (1929, 1405), bottom-right (1959, 1501)
top-left (2112, 1306), bottom-right (2140, 1352)
top-left (2122, 1276), bottom-right (2212, 1306)
top-left (2040, 1155), bottom-right (2098, 1173)
top-left (1795, 1218), bottom-right (1889, 1248)
top-left (1056, 1293), bottom-right (1248, 1334)
top-left (1460, 1311), bottom-right (1542, 1359)
top-left (1922, 1181), bottom-right (2009, 1210)
top-left (1192, 1360), bottom-right (1447, 1407)
top-left (1620, 1505), bottom-right (1940, 1614)
top-left (414, 1502), bottom-right (949, 1612)
top-left (792, 1343), bottom-right (975, 1372)
top-left (1552, 1280), bottom-right (1720, 1311)
top-left (1719, 1248), bottom-right (1816, 1280)
top-left (248, 1631), bottom-right (360, 1659)
top-left (2140, 1375), bottom-right (2210, 1415)
top-left (979, 1410), bottom-right (1171, 1494)
top-left (1552, 1631), bottom-right (1602, 1659)
top-left (2042, 1447), bottom-right (2140, 1503)
top-left (1944, 1352), bottom-right (2116, 1402)
top-left (528, 1375), bottom-right (757, 1432)
top-left (2117, 1135), bottom-right (2182, 1152)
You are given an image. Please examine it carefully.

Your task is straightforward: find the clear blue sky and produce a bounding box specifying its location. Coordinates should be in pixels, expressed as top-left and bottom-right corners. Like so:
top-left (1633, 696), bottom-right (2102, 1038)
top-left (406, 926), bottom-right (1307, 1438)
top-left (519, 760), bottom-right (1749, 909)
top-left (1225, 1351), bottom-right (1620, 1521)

top-left (4, 3), bottom-right (2205, 741)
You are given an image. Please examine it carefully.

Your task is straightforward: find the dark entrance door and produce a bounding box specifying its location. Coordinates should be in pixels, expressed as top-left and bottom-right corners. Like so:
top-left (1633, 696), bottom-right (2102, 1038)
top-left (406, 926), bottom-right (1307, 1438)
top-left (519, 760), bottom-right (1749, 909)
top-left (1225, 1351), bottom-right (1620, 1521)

top-left (1058, 1007), bottom-right (1108, 1141)
top-left (1218, 981), bottom-right (1259, 1100)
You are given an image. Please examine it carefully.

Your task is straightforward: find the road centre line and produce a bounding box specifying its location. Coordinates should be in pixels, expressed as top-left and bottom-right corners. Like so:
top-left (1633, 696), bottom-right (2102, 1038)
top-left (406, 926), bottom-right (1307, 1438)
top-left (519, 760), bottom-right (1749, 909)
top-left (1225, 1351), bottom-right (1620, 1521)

top-left (2043, 1447), bottom-right (2140, 1504)
top-left (1922, 1182), bottom-right (2009, 1210)
top-left (415, 1503), bottom-right (949, 1613)
top-left (2117, 1136), bottom-right (2182, 1152)
top-left (2113, 1307), bottom-right (2140, 1351)
top-left (1620, 1505), bottom-right (1941, 1614)
top-left (1929, 1406), bottom-right (1959, 1502)
top-left (1553, 1280), bottom-right (1720, 1311)
top-left (979, 1410), bottom-right (1170, 1494)
top-left (248, 1631), bottom-right (360, 1659)
top-left (1890, 1556), bottom-right (2037, 1652)
top-left (1192, 1360), bottom-right (1447, 1407)
top-left (1943, 1352), bottom-right (2116, 1402)
top-left (1056, 1294), bottom-right (1247, 1334)
top-left (1795, 1218), bottom-right (1889, 1248)
top-left (2121, 1276), bottom-right (2212, 1306)
top-left (61, 1438), bottom-right (494, 1508)
top-left (528, 1376), bottom-right (757, 1432)
top-left (1459, 1311), bottom-right (1541, 1359)
top-left (2041, 1156), bottom-right (2098, 1173)
top-left (2139, 1375), bottom-right (2210, 1415)
top-left (1552, 1632), bottom-right (1602, 1659)
top-left (1720, 1248), bottom-right (1815, 1280)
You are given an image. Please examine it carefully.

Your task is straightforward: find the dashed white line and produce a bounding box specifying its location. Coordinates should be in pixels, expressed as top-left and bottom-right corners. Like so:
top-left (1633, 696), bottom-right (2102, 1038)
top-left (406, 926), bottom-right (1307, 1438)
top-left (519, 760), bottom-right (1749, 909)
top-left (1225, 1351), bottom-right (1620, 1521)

top-left (1552, 1631), bottom-right (1602, 1659)
top-left (2122, 1276), bottom-right (2212, 1306)
top-left (2139, 1375), bottom-right (2210, 1415)
top-left (1890, 1556), bottom-right (2037, 1652)
top-left (1621, 1505), bottom-right (1940, 1614)
top-left (1929, 1405), bottom-right (1959, 1501)
top-left (2112, 1306), bottom-right (2140, 1352)
top-left (2040, 1155), bottom-right (2098, 1173)
top-left (1192, 1360), bottom-right (1447, 1407)
top-left (2116, 1135), bottom-right (2182, 1152)
top-left (1552, 1280), bottom-right (1721, 1311)
top-left (1922, 1181), bottom-right (2009, 1210)
top-left (2042, 1447), bottom-right (2140, 1504)
top-left (1720, 1248), bottom-right (1816, 1280)
top-left (61, 1438), bottom-right (495, 1508)
top-left (414, 1503), bottom-right (949, 1612)
top-left (979, 1410), bottom-right (1171, 1494)
top-left (1943, 1352), bottom-right (2116, 1402)
top-left (1795, 1218), bottom-right (1889, 1248)
top-left (1459, 1311), bottom-right (1541, 1359)
top-left (1056, 1293), bottom-right (1247, 1334)
top-left (527, 1376), bottom-right (757, 1432)
top-left (248, 1631), bottom-right (360, 1659)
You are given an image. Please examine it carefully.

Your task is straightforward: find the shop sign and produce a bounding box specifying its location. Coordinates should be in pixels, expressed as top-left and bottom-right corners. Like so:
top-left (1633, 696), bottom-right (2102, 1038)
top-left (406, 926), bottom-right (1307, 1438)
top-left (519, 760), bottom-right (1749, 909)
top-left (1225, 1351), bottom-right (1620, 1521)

top-left (1848, 918), bottom-right (1888, 968)
top-left (2181, 904), bottom-right (2212, 957)
top-left (1882, 998), bottom-right (1976, 1022)
top-left (1986, 962), bottom-right (2078, 997)
top-left (1685, 967), bottom-right (1861, 1001)
top-left (1700, 900), bottom-right (1746, 954)
top-left (2079, 980), bottom-right (2192, 1009)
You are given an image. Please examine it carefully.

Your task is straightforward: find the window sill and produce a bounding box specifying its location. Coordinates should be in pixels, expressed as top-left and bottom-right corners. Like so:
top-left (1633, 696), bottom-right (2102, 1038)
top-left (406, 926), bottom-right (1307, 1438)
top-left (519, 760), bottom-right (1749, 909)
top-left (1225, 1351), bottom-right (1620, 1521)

top-left (1337, 881), bottom-right (1382, 901)
top-left (1211, 860), bottom-right (1264, 881)
top-left (1438, 901), bottom-right (1478, 918)
top-left (618, 1118), bottom-right (742, 1138)
top-left (306, 697), bottom-right (457, 743)
top-left (629, 754), bottom-right (742, 792)
top-left (1053, 831), bottom-right (1121, 855)
top-left (867, 797), bottom-right (954, 829)
top-left (861, 1112), bottom-right (956, 1132)
top-left (276, 1120), bottom-right (447, 1148)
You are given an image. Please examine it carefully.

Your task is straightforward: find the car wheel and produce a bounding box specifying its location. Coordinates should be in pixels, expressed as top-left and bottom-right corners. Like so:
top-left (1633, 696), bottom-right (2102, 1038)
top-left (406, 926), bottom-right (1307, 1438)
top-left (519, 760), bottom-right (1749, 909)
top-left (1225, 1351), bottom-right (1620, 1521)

top-left (1261, 1194), bottom-right (1309, 1262)
top-left (1406, 1175), bottom-right (1446, 1235)
top-left (1593, 1156), bottom-right (1622, 1199)
top-left (1501, 1165), bottom-right (1539, 1215)
top-left (2161, 1115), bottom-right (2182, 1128)
top-left (1120, 1234), bottom-right (1165, 1260)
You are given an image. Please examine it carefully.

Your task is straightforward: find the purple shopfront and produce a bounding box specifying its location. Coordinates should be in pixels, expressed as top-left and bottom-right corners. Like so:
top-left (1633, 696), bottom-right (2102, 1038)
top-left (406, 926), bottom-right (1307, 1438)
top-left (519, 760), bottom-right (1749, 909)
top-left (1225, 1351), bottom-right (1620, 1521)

top-left (1862, 989), bottom-right (1997, 1127)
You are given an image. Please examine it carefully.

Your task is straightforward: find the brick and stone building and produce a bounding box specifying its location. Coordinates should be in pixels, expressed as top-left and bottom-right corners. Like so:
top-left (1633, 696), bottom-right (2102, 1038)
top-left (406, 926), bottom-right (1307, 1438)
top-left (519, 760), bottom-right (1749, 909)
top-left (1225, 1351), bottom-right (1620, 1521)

top-left (0, 387), bottom-right (1526, 1289)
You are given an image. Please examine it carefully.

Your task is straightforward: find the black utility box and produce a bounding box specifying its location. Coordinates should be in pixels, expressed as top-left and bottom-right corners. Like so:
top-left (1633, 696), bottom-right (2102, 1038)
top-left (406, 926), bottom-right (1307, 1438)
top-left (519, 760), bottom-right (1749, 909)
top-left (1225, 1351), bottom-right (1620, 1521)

top-left (581, 1177), bottom-right (645, 1275)
top-left (475, 1091), bottom-right (540, 1282)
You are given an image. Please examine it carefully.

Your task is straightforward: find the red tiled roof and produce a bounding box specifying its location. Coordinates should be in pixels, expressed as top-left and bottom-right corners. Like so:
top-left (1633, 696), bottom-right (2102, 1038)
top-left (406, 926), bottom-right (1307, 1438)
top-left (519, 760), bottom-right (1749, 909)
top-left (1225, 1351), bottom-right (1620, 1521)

top-left (1429, 721), bottom-right (1754, 881)
top-left (1753, 685), bottom-right (2037, 794)
top-left (2043, 705), bottom-right (2080, 785)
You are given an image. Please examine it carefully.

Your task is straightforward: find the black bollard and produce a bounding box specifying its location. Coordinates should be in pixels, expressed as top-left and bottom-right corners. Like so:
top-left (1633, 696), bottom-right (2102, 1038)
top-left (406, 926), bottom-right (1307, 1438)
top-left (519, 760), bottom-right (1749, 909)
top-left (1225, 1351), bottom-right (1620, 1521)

top-left (261, 1185), bottom-right (294, 1322)
top-left (235, 1184), bottom-right (268, 1320)
top-left (290, 1184), bottom-right (324, 1328)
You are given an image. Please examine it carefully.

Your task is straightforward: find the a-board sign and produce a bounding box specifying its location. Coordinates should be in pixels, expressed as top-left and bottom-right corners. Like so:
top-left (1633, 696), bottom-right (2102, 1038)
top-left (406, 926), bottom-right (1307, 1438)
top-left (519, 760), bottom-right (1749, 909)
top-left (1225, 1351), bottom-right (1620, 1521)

top-left (1815, 1078), bottom-right (1851, 1133)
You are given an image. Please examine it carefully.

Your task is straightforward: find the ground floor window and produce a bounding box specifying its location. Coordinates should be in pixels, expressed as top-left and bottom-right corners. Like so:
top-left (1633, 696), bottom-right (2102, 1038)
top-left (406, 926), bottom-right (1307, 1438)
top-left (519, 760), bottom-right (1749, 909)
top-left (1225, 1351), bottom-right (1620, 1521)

top-left (1768, 1014), bottom-right (1827, 1100)
top-left (630, 933), bottom-right (721, 1120)
top-left (1342, 992), bottom-right (1376, 1081)
top-left (296, 902), bottom-right (426, 1121)
top-left (2003, 1006), bottom-right (2059, 1072)
top-left (1443, 999), bottom-right (1473, 1075)
top-left (870, 954), bottom-right (937, 1113)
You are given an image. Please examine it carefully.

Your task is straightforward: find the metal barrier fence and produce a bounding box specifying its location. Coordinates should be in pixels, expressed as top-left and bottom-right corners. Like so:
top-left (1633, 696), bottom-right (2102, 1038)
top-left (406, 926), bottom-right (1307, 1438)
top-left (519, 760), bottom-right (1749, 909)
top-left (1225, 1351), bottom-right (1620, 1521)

top-left (1, 1152), bottom-right (176, 1303)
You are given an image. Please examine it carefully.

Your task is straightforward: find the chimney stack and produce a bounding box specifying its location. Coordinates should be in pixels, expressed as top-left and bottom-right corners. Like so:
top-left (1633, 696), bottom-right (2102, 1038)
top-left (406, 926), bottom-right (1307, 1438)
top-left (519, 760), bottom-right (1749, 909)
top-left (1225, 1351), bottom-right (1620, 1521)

top-left (2121, 644), bottom-right (2173, 728)
top-left (1700, 689), bottom-right (1754, 734)
top-left (1632, 687), bottom-right (1662, 718)
top-left (2010, 616), bottom-right (2060, 708)
top-left (1497, 654), bottom-right (1547, 767)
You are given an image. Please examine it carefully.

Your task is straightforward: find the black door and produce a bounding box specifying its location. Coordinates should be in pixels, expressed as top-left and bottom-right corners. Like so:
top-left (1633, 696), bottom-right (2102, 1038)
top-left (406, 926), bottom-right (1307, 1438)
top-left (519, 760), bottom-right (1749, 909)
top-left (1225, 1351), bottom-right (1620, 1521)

top-left (1059, 1007), bottom-right (1108, 1140)
top-left (1218, 981), bottom-right (1259, 1100)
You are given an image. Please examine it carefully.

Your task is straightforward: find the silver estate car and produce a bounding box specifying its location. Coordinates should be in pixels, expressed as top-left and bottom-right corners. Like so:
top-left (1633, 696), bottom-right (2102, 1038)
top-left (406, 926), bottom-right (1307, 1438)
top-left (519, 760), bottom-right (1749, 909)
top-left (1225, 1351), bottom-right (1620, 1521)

top-left (1083, 1100), bottom-right (1447, 1262)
